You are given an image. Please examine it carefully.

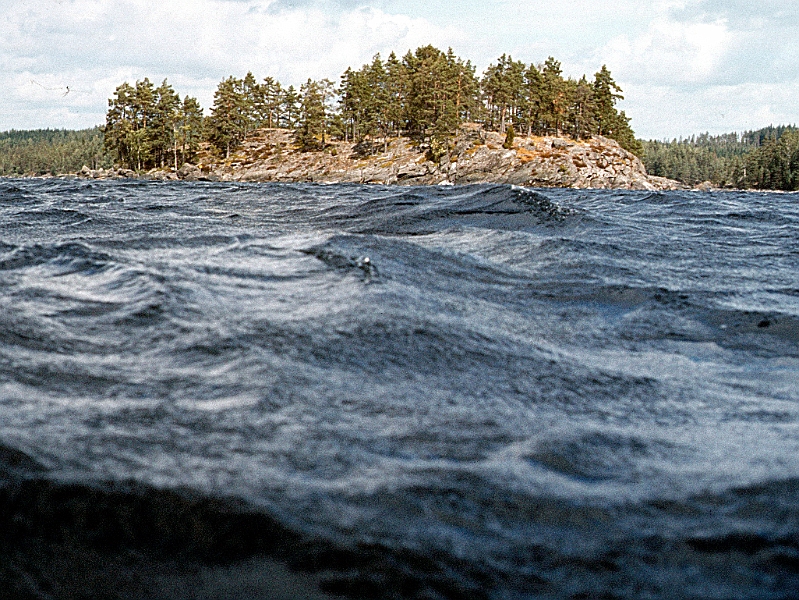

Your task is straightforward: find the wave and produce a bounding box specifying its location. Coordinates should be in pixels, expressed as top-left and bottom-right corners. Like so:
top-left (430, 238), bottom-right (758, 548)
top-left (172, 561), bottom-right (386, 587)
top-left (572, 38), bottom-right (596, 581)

top-left (1, 181), bottom-right (798, 599)
top-left (316, 184), bottom-right (572, 235)
top-left (2, 457), bottom-right (797, 600)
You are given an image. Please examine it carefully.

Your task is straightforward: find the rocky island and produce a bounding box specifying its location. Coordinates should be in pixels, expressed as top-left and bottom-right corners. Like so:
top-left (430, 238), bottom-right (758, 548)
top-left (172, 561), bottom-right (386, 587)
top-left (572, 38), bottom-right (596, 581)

top-left (83, 124), bottom-right (681, 191)
top-left (87, 47), bottom-right (687, 191)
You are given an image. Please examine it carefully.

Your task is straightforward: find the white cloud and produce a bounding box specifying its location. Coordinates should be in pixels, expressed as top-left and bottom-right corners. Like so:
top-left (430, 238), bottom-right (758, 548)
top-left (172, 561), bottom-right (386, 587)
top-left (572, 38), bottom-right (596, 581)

top-left (0, 0), bottom-right (461, 129)
top-left (600, 17), bottom-right (733, 86)
top-left (580, 0), bottom-right (799, 137)
top-left (0, 0), bottom-right (797, 137)
top-left (623, 81), bottom-right (799, 140)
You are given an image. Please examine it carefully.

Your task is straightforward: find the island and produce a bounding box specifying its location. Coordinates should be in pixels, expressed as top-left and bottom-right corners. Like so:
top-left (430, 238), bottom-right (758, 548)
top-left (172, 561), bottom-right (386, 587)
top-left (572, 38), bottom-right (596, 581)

top-left (86, 46), bottom-right (683, 190)
top-left (85, 123), bottom-right (679, 191)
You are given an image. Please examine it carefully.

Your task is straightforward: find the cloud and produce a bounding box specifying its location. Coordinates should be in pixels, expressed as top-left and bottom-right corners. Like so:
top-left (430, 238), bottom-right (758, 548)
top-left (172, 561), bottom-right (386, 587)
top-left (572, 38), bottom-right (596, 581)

top-left (0, 0), bottom-right (462, 129)
top-left (580, 0), bottom-right (799, 137)
top-left (0, 0), bottom-right (797, 137)
top-left (598, 17), bottom-right (733, 87)
top-left (624, 81), bottom-right (799, 140)
top-left (670, 0), bottom-right (799, 29)
top-left (265, 0), bottom-right (371, 10)
top-left (599, 0), bottom-right (799, 87)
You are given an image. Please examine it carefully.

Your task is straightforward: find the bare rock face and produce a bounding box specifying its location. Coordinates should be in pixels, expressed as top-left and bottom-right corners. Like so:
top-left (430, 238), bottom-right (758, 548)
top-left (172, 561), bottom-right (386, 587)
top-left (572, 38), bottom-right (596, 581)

top-left (196, 125), bottom-right (684, 190)
top-left (177, 163), bottom-right (202, 181)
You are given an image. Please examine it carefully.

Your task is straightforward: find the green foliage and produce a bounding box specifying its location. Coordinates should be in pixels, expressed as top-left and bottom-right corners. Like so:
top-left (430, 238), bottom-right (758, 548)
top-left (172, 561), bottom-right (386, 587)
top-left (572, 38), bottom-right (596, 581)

top-left (483, 54), bottom-right (526, 134)
top-left (538, 57), bottom-right (567, 135)
top-left (105, 46), bottom-right (646, 164)
top-left (175, 96), bottom-right (204, 165)
top-left (642, 139), bottom-right (737, 186)
top-left (503, 124), bottom-right (515, 149)
top-left (104, 78), bottom-right (201, 170)
top-left (295, 79), bottom-right (335, 151)
top-left (743, 129), bottom-right (799, 190)
top-left (0, 128), bottom-right (111, 176)
top-left (206, 74), bottom-right (303, 157)
top-left (206, 76), bottom-right (248, 158)
top-left (403, 46), bottom-right (478, 145)
top-left (641, 125), bottom-right (799, 188)
top-left (477, 55), bottom-right (638, 152)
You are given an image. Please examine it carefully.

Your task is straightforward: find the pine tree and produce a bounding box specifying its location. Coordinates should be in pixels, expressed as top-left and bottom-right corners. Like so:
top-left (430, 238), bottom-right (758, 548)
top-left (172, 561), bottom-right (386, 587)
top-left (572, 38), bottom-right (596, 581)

top-left (568, 76), bottom-right (596, 139)
top-left (260, 77), bottom-right (283, 129)
top-left (281, 86), bottom-right (301, 129)
top-left (365, 54), bottom-right (392, 151)
top-left (207, 77), bottom-right (247, 158)
top-left (151, 79), bottom-right (180, 168)
top-left (385, 52), bottom-right (408, 137)
top-left (481, 54), bottom-right (525, 133)
top-left (402, 45), bottom-right (474, 149)
top-left (523, 64), bottom-right (543, 135)
top-left (592, 65), bottom-right (624, 137)
top-left (540, 57), bottom-right (567, 135)
top-left (104, 82), bottom-right (136, 168)
top-left (176, 96), bottom-right (204, 165)
top-left (241, 72), bottom-right (260, 136)
top-left (295, 79), bottom-right (334, 151)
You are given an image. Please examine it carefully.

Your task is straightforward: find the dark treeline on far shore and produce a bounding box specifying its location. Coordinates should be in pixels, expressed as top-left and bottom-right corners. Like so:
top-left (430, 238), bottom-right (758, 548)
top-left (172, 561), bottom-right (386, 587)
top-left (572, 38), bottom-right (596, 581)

top-left (642, 125), bottom-right (799, 190)
top-left (102, 45), bottom-right (641, 170)
top-left (0, 128), bottom-right (111, 177)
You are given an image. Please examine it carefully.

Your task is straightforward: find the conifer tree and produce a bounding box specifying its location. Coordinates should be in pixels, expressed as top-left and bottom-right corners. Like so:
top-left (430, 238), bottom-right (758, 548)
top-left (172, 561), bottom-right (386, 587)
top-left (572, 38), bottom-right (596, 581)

top-left (207, 76), bottom-right (247, 157)
top-left (241, 72), bottom-right (260, 135)
top-left (365, 54), bottom-right (392, 151)
top-left (482, 54), bottom-right (525, 133)
top-left (568, 76), bottom-right (596, 139)
top-left (523, 64), bottom-right (543, 135)
top-left (151, 79), bottom-right (180, 168)
top-left (104, 82), bottom-right (136, 168)
top-left (260, 77), bottom-right (284, 129)
top-left (385, 52), bottom-right (408, 137)
top-left (402, 45), bottom-right (474, 149)
top-left (295, 79), bottom-right (334, 151)
top-left (281, 86), bottom-right (301, 129)
top-left (176, 96), bottom-right (204, 165)
top-left (540, 57), bottom-right (567, 135)
top-left (592, 65), bottom-right (623, 138)
top-left (104, 78), bottom-right (193, 170)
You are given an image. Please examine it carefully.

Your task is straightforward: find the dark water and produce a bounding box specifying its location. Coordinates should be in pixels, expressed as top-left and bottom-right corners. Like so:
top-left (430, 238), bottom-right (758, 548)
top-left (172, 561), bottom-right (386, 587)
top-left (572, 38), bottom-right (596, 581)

top-left (1, 179), bottom-right (798, 599)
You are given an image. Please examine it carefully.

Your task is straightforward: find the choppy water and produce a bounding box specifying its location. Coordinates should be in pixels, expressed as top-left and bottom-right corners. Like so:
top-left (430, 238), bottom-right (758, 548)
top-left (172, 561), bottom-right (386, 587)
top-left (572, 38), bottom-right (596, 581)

top-left (1, 179), bottom-right (798, 599)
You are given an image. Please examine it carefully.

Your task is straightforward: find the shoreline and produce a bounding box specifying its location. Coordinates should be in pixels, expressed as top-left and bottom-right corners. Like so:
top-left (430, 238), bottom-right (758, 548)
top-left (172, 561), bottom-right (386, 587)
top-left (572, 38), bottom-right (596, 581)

top-left (27, 125), bottom-right (687, 191)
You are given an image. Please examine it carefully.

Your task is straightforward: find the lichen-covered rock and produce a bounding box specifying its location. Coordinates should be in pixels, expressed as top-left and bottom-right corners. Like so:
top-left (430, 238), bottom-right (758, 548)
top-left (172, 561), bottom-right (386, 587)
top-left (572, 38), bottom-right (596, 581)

top-left (191, 125), bottom-right (685, 190)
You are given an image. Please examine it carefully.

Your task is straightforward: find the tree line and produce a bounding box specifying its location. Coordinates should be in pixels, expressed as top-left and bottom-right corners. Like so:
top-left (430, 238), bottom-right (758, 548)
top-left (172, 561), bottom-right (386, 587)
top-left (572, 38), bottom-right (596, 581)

top-left (104, 79), bottom-right (204, 171)
top-left (103, 45), bottom-right (641, 170)
top-left (642, 125), bottom-right (799, 190)
top-left (0, 129), bottom-right (111, 177)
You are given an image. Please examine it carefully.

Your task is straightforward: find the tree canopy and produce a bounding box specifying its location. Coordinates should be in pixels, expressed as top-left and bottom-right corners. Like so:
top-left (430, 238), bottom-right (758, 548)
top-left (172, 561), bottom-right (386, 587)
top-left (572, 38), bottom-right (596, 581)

top-left (104, 78), bottom-right (203, 170)
top-left (103, 46), bottom-right (642, 163)
top-left (642, 125), bottom-right (799, 189)
top-left (0, 128), bottom-right (111, 176)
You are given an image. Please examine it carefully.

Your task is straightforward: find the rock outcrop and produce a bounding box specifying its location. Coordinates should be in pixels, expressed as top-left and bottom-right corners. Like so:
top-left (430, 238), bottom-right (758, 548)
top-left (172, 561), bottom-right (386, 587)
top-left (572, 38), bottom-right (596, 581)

top-left (72, 124), bottom-right (682, 190)
top-left (77, 165), bottom-right (138, 180)
top-left (75, 163), bottom-right (219, 182)
top-left (195, 124), bottom-right (683, 190)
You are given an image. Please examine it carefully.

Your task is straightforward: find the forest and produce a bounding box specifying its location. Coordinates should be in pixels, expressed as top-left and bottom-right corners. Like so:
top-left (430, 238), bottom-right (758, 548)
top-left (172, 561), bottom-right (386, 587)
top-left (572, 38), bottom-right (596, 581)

top-left (102, 45), bottom-right (640, 170)
top-left (642, 125), bottom-right (799, 190)
top-left (0, 128), bottom-right (111, 176)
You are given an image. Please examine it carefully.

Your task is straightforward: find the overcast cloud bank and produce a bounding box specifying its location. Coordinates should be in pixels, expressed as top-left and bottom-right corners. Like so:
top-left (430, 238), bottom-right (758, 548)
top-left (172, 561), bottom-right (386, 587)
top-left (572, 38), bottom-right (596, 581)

top-left (1, 0), bottom-right (796, 139)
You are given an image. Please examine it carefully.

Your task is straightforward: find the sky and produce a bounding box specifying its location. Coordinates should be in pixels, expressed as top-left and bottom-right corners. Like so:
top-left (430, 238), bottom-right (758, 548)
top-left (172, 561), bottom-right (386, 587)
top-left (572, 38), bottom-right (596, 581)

top-left (1, 0), bottom-right (797, 140)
